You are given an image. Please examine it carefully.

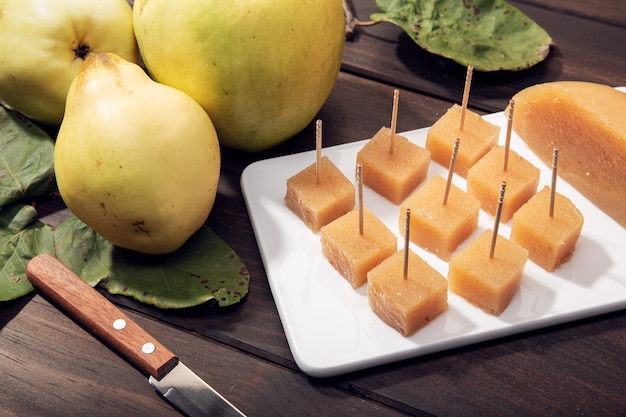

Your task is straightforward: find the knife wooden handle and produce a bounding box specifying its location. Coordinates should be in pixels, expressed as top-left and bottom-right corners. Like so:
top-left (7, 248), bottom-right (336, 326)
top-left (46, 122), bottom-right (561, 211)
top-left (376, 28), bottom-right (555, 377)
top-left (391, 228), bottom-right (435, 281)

top-left (26, 253), bottom-right (178, 380)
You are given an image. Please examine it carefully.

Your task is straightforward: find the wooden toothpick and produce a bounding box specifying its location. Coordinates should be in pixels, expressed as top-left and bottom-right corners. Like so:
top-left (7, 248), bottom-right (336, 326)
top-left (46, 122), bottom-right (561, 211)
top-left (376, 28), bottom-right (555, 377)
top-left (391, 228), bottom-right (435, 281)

top-left (390, 88), bottom-right (400, 154)
top-left (503, 99), bottom-right (515, 172)
top-left (357, 162), bottom-right (364, 235)
top-left (443, 138), bottom-right (461, 206)
top-left (403, 208), bottom-right (411, 280)
top-left (459, 65), bottom-right (473, 131)
top-left (315, 119), bottom-right (322, 184)
top-left (489, 181), bottom-right (507, 259)
top-left (550, 147), bottom-right (559, 218)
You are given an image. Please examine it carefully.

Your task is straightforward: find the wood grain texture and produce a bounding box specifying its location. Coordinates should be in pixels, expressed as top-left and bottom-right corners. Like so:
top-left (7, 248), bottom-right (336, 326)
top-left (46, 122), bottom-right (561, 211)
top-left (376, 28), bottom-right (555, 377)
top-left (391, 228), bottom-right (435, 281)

top-left (341, 1), bottom-right (626, 113)
top-left (0, 295), bottom-right (413, 417)
top-left (25, 254), bottom-right (178, 380)
top-left (2, 0), bottom-right (626, 415)
top-left (515, 0), bottom-right (626, 28)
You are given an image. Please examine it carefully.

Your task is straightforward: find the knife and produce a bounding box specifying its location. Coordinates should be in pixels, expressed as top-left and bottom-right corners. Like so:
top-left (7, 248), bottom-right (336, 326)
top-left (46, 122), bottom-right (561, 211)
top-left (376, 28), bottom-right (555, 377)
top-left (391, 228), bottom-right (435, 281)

top-left (26, 253), bottom-right (246, 417)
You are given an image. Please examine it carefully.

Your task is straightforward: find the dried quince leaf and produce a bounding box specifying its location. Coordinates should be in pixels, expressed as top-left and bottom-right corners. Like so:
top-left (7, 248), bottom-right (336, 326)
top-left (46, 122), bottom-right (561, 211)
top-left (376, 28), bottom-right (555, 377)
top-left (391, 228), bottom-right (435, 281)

top-left (0, 204), bottom-right (55, 301)
top-left (55, 216), bottom-right (249, 309)
top-left (372, 0), bottom-right (553, 71)
top-left (0, 106), bottom-right (55, 207)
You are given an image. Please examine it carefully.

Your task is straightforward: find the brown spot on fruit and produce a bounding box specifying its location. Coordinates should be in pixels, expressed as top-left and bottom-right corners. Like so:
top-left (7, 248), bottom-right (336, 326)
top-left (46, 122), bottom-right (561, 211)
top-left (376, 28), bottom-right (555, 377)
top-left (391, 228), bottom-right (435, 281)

top-left (131, 219), bottom-right (150, 234)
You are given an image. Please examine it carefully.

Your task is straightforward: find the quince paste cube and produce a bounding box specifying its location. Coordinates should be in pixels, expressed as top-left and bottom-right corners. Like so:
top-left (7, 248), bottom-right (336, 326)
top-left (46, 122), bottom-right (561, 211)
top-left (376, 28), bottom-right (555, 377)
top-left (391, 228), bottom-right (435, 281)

top-left (448, 230), bottom-right (528, 316)
top-left (285, 156), bottom-right (354, 232)
top-left (400, 174), bottom-right (480, 261)
top-left (356, 127), bottom-right (431, 204)
top-left (426, 104), bottom-right (500, 177)
top-left (368, 250), bottom-right (448, 336)
top-left (321, 207), bottom-right (397, 289)
top-left (511, 186), bottom-right (584, 271)
top-left (467, 146), bottom-right (540, 222)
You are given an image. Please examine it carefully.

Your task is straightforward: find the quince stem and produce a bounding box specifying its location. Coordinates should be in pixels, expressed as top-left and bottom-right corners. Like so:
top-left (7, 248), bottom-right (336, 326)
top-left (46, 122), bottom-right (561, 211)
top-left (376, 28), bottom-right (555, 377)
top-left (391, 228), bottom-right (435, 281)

top-left (342, 0), bottom-right (379, 39)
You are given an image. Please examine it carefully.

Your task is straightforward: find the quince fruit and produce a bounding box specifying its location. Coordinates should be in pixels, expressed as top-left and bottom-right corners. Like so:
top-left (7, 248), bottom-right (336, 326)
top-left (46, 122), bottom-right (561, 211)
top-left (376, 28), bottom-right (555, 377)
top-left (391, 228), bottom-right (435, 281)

top-left (55, 52), bottom-right (221, 254)
top-left (133, 0), bottom-right (344, 152)
top-left (0, 0), bottom-right (139, 124)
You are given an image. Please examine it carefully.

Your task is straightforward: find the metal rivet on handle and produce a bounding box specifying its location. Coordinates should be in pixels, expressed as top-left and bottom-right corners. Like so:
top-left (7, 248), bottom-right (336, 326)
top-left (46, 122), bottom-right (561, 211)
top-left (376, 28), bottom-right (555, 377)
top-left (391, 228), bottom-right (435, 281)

top-left (113, 319), bottom-right (126, 330)
top-left (142, 342), bottom-right (156, 354)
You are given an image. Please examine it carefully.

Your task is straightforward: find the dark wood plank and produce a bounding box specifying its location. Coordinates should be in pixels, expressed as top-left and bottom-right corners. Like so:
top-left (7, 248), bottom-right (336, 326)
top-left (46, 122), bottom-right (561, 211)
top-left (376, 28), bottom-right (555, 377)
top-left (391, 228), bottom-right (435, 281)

top-left (331, 309), bottom-right (626, 416)
top-left (516, 0), bottom-right (626, 28)
top-left (4, 2), bottom-right (626, 416)
top-left (343, 0), bottom-right (626, 113)
top-left (0, 295), bottom-right (181, 417)
top-left (108, 291), bottom-right (626, 416)
top-left (0, 295), bottom-right (413, 417)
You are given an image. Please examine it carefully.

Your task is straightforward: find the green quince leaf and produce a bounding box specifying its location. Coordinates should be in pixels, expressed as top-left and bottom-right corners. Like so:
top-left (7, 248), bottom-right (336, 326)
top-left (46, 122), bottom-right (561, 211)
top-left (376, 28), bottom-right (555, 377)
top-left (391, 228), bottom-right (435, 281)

top-left (0, 107), bottom-right (249, 309)
top-left (55, 216), bottom-right (249, 309)
top-left (53, 215), bottom-right (114, 287)
top-left (0, 106), bottom-right (55, 207)
top-left (372, 0), bottom-right (553, 71)
top-left (0, 204), bottom-right (55, 301)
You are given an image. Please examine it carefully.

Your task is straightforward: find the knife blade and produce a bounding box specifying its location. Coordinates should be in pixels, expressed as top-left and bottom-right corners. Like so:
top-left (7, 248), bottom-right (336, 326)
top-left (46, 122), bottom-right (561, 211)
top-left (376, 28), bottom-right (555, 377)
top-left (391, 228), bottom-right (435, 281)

top-left (26, 253), bottom-right (246, 417)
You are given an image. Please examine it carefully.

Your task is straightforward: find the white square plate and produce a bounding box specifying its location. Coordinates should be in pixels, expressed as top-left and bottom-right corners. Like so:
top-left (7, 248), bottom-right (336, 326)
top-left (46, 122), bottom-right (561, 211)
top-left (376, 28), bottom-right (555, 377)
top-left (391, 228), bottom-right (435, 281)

top-left (241, 104), bottom-right (626, 378)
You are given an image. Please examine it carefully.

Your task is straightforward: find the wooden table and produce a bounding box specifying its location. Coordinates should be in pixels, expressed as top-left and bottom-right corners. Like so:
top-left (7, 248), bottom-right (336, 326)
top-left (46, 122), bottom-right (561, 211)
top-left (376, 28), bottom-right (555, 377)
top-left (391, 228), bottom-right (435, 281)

top-left (2, 1), bottom-right (625, 415)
